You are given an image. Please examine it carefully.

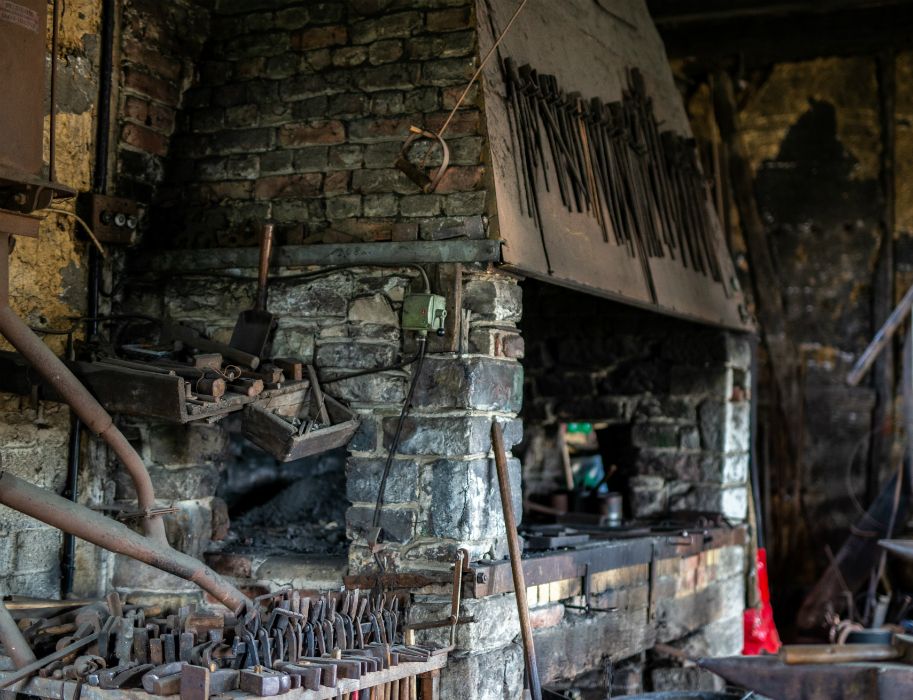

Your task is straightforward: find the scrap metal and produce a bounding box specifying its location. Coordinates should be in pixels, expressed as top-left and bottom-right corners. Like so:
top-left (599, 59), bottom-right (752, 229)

top-left (0, 591), bottom-right (446, 699)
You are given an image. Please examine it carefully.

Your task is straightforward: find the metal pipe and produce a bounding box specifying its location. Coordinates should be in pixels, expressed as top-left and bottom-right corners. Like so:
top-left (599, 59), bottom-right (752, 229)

top-left (0, 303), bottom-right (166, 544)
top-left (0, 601), bottom-right (36, 669)
top-left (0, 471), bottom-right (248, 613)
top-left (491, 420), bottom-right (542, 700)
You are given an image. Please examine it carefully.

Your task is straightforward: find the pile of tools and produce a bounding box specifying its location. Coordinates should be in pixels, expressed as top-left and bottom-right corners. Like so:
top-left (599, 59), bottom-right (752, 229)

top-left (503, 59), bottom-right (723, 300)
top-left (1, 590), bottom-right (444, 699)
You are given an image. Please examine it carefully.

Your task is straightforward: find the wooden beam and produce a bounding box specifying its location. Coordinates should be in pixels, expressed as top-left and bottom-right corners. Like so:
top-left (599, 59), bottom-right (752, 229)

top-left (867, 51), bottom-right (897, 504)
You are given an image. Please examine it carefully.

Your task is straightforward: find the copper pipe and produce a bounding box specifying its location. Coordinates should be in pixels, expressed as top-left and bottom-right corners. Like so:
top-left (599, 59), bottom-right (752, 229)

top-left (0, 302), bottom-right (166, 544)
top-left (0, 471), bottom-right (248, 612)
top-left (0, 601), bottom-right (36, 669)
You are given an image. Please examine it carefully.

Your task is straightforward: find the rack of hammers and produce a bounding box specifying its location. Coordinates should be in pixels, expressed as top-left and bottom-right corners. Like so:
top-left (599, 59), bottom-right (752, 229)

top-left (503, 59), bottom-right (724, 301)
top-left (0, 590), bottom-right (445, 699)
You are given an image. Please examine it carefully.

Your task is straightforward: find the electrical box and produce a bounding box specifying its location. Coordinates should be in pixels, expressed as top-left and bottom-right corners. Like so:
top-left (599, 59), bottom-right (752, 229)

top-left (402, 293), bottom-right (448, 336)
top-left (79, 193), bottom-right (142, 245)
top-left (0, 0), bottom-right (46, 183)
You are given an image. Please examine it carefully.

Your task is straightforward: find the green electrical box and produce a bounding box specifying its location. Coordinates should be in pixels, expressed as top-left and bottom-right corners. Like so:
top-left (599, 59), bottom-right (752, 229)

top-left (402, 293), bottom-right (448, 335)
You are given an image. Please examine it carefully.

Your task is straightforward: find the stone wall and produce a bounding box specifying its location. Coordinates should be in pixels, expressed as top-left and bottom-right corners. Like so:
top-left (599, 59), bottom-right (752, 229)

top-left (521, 281), bottom-right (751, 523)
top-left (153, 0), bottom-right (487, 248)
top-left (0, 0), bottom-right (211, 600)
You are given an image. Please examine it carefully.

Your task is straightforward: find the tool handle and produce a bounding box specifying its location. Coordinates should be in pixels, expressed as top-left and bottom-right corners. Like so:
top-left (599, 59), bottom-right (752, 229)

top-left (256, 222), bottom-right (274, 312)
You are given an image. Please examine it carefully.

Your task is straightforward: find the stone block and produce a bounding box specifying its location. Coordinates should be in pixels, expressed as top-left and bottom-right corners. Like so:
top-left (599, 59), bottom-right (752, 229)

top-left (326, 194), bottom-right (362, 219)
top-left (419, 214), bottom-right (485, 239)
top-left (330, 372), bottom-right (406, 404)
top-left (629, 475), bottom-right (667, 517)
top-left (463, 277), bottom-right (522, 322)
top-left (346, 457), bottom-right (420, 503)
top-left (413, 357), bottom-right (523, 413)
top-left (631, 422), bottom-right (679, 449)
top-left (444, 190), bottom-right (486, 215)
top-left (346, 505), bottom-right (417, 543)
top-left (14, 528), bottom-right (61, 574)
top-left (438, 644), bottom-right (524, 700)
top-left (422, 57), bottom-right (475, 86)
top-left (420, 457), bottom-right (521, 539)
top-left (410, 594), bottom-right (520, 652)
top-left (349, 414), bottom-right (380, 453)
top-left (363, 193), bottom-right (398, 217)
top-left (270, 325), bottom-right (316, 361)
top-left (368, 39), bottom-right (404, 65)
top-left (399, 194), bottom-right (442, 217)
top-left (266, 278), bottom-right (349, 317)
top-left (468, 327), bottom-right (525, 359)
top-left (383, 416), bottom-right (522, 456)
top-left (350, 12), bottom-right (423, 44)
top-left (315, 341), bottom-right (398, 369)
top-left (7, 569), bottom-right (59, 599)
top-left (348, 294), bottom-right (397, 325)
top-left (725, 332), bottom-right (752, 370)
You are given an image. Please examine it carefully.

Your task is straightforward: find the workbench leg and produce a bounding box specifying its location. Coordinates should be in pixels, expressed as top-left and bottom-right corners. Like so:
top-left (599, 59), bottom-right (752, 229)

top-left (418, 669), bottom-right (440, 700)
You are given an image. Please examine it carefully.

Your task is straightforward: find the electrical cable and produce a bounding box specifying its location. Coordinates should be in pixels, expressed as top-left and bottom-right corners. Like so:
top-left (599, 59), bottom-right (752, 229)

top-left (370, 336), bottom-right (427, 572)
top-left (43, 208), bottom-right (107, 257)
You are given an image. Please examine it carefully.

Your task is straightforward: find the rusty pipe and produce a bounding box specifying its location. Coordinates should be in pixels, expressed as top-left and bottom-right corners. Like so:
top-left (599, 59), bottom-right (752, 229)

top-left (0, 304), bottom-right (166, 544)
top-left (0, 471), bottom-right (248, 613)
top-left (0, 601), bottom-right (36, 669)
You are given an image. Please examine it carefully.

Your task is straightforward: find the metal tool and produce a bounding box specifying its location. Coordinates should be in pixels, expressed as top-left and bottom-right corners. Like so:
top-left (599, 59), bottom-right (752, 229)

top-left (230, 221), bottom-right (277, 361)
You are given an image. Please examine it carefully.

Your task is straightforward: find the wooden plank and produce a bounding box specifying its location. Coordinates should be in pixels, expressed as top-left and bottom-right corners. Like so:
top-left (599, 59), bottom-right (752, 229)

top-left (477, 0), bottom-right (751, 331)
top-left (867, 51), bottom-right (897, 503)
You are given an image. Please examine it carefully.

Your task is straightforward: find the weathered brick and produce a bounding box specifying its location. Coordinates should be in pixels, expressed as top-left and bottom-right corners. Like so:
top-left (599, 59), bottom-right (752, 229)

top-left (292, 25), bottom-right (348, 51)
top-left (327, 93), bottom-right (370, 117)
top-left (332, 372), bottom-right (406, 404)
top-left (122, 37), bottom-right (183, 81)
top-left (422, 57), bottom-right (475, 86)
top-left (124, 68), bottom-right (180, 105)
top-left (361, 63), bottom-right (421, 91)
top-left (316, 341), bottom-right (398, 369)
top-left (400, 194), bottom-right (442, 217)
top-left (347, 505), bottom-right (416, 543)
top-left (225, 103), bottom-right (259, 128)
top-left (370, 91), bottom-right (406, 115)
top-left (403, 87), bottom-right (439, 112)
top-left (209, 127), bottom-right (274, 154)
top-left (407, 30), bottom-right (475, 61)
top-left (326, 194), bottom-right (362, 218)
top-left (443, 190), bottom-right (486, 215)
top-left (384, 416), bottom-right (522, 456)
top-left (333, 45), bottom-right (368, 67)
top-left (425, 109), bottom-right (480, 136)
top-left (124, 96), bottom-right (176, 133)
top-left (351, 12), bottom-right (423, 44)
top-left (121, 123), bottom-right (169, 157)
top-left (352, 168), bottom-right (421, 194)
top-left (368, 39), bottom-right (404, 65)
top-left (260, 150), bottom-right (295, 174)
top-left (347, 458), bottom-right (418, 503)
top-left (212, 82), bottom-right (248, 108)
top-left (265, 53), bottom-right (300, 79)
top-left (278, 120), bottom-right (346, 147)
top-left (329, 144), bottom-right (364, 169)
top-left (435, 165), bottom-right (485, 194)
top-left (323, 169), bottom-right (351, 195)
top-left (235, 57), bottom-right (267, 81)
top-left (414, 357), bottom-right (523, 413)
top-left (293, 146), bottom-right (330, 172)
top-left (349, 116), bottom-right (413, 143)
top-left (419, 215), bottom-right (484, 240)
top-left (254, 173), bottom-right (323, 199)
top-left (426, 7), bottom-right (471, 32)
top-left (463, 277), bottom-right (522, 322)
top-left (363, 193), bottom-right (398, 217)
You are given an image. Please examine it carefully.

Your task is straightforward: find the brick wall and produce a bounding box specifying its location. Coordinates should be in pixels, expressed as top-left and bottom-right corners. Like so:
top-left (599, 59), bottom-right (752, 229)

top-left (115, 0), bottom-right (210, 203)
top-left (521, 281), bottom-right (752, 523)
top-left (153, 0), bottom-right (487, 247)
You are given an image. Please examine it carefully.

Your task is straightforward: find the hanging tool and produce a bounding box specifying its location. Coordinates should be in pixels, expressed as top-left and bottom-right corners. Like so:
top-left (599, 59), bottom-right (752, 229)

top-left (229, 221), bottom-right (277, 361)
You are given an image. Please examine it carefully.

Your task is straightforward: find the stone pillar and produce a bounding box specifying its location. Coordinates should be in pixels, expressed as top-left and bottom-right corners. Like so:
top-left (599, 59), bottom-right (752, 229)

top-left (345, 268), bottom-right (527, 699)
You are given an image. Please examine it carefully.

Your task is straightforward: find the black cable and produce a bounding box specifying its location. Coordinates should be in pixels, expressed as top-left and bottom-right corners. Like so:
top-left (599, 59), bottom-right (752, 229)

top-left (370, 338), bottom-right (427, 570)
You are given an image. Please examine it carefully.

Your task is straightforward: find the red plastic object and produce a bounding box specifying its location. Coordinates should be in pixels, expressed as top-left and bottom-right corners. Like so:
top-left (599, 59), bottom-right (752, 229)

top-left (743, 547), bottom-right (782, 654)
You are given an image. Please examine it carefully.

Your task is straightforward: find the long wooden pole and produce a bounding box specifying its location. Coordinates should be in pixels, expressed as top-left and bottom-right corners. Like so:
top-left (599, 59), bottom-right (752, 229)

top-left (491, 420), bottom-right (541, 700)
